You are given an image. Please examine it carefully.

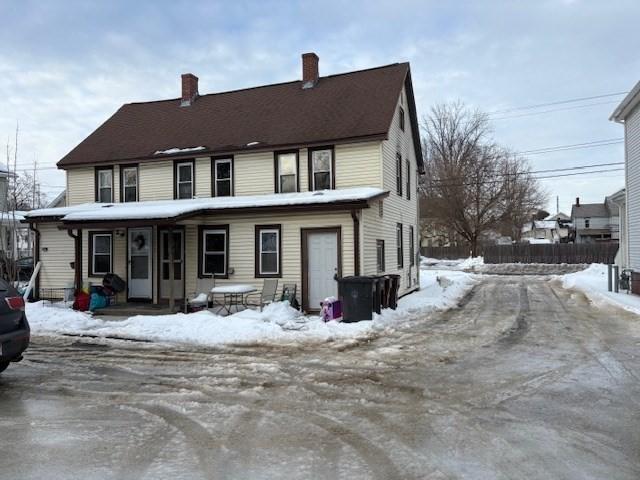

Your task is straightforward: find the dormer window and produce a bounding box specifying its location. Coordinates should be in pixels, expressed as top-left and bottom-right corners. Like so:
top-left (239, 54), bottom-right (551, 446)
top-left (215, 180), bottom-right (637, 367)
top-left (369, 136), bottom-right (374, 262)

top-left (174, 160), bottom-right (195, 199)
top-left (275, 150), bottom-right (299, 193)
top-left (213, 157), bottom-right (233, 197)
top-left (309, 147), bottom-right (334, 190)
top-left (95, 167), bottom-right (113, 203)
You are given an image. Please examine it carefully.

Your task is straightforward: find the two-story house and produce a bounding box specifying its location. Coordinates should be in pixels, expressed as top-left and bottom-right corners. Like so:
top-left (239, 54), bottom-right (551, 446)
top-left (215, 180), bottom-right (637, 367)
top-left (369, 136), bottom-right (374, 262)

top-left (570, 195), bottom-right (620, 244)
top-left (24, 54), bottom-right (423, 312)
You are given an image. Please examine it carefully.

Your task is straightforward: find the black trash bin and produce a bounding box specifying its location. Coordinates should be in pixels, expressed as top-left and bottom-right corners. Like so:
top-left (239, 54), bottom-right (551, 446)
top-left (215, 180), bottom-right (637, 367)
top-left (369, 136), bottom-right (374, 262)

top-left (380, 275), bottom-right (392, 309)
top-left (338, 276), bottom-right (377, 322)
top-left (387, 274), bottom-right (401, 310)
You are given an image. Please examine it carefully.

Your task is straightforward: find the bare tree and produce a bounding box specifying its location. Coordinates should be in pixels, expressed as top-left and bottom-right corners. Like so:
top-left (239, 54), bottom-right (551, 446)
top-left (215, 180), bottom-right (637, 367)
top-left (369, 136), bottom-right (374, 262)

top-left (420, 102), bottom-right (546, 255)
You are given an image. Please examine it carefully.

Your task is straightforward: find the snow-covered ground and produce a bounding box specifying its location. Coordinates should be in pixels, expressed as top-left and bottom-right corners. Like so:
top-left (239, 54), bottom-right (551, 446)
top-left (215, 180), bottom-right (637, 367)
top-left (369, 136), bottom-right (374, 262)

top-left (26, 269), bottom-right (476, 347)
top-left (559, 264), bottom-right (640, 315)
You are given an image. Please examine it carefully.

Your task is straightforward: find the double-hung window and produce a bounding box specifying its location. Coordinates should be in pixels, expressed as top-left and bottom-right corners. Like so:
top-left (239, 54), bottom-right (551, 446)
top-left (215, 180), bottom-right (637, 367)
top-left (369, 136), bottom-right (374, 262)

top-left (406, 160), bottom-right (411, 200)
top-left (213, 157), bottom-right (233, 197)
top-left (396, 223), bottom-right (403, 269)
top-left (256, 225), bottom-right (281, 277)
top-left (175, 161), bottom-right (194, 199)
top-left (275, 151), bottom-right (298, 193)
top-left (121, 165), bottom-right (138, 202)
top-left (399, 106), bottom-right (405, 132)
top-left (89, 232), bottom-right (112, 276)
top-left (409, 225), bottom-right (415, 266)
top-left (396, 153), bottom-right (403, 196)
top-left (376, 240), bottom-right (385, 273)
top-left (199, 226), bottom-right (228, 277)
top-left (96, 167), bottom-right (113, 203)
top-left (309, 148), bottom-right (333, 190)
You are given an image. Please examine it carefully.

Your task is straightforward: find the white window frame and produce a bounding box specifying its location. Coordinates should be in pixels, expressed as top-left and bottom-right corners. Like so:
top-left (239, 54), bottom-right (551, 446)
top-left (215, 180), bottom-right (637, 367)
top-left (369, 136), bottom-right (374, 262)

top-left (96, 168), bottom-right (113, 203)
top-left (121, 166), bottom-right (138, 202)
top-left (276, 152), bottom-right (298, 193)
top-left (91, 233), bottom-right (112, 276)
top-left (258, 228), bottom-right (280, 276)
top-left (202, 229), bottom-right (227, 276)
top-left (176, 162), bottom-right (194, 199)
top-left (310, 148), bottom-right (333, 191)
top-left (214, 158), bottom-right (233, 197)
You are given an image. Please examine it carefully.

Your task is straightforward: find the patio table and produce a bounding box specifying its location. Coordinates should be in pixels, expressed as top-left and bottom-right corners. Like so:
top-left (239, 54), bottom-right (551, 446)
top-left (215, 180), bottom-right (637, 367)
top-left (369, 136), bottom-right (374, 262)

top-left (210, 284), bottom-right (258, 315)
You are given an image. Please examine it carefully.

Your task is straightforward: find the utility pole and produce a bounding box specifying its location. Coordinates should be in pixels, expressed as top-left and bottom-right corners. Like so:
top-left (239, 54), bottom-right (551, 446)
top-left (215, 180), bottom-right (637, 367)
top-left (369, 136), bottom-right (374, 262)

top-left (556, 195), bottom-right (559, 215)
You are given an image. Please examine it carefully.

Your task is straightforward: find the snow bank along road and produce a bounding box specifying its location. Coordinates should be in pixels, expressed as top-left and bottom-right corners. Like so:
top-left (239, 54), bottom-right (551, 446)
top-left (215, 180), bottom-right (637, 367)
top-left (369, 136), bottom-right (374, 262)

top-left (2, 275), bottom-right (640, 480)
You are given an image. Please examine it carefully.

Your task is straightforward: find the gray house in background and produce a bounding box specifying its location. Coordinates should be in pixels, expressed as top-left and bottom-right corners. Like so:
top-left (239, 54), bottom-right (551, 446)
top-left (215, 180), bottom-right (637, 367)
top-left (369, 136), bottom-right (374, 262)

top-left (570, 196), bottom-right (619, 243)
top-left (611, 81), bottom-right (640, 271)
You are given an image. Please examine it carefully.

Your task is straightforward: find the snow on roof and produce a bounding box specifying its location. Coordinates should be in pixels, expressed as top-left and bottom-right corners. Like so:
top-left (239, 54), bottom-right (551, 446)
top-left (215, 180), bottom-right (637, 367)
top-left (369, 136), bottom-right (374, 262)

top-left (24, 187), bottom-right (387, 222)
top-left (0, 211), bottom-right (28, 225)
top-left (154, 146), bottom-right (206, 155)
top-left (534, 220), bottom-right (557, 229)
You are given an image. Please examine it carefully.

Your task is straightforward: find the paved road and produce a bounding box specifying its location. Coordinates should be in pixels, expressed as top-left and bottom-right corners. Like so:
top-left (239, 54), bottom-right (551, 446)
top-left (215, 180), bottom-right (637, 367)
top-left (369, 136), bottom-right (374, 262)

top-left (2, 276), bottom-right (640, 479)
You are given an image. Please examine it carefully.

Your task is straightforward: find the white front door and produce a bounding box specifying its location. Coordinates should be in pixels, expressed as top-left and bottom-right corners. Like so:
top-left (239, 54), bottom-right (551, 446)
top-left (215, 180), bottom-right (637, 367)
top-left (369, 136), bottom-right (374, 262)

top-left (160, 230), bottom-right (184, 300)
top-left (128, 228), bottom-right (153, 300)
top-left (306, 230), bottom-right (339, 311)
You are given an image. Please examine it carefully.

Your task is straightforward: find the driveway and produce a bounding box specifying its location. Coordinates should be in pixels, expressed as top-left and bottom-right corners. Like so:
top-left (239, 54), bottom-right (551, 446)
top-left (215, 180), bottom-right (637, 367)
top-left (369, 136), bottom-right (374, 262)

top-left (2, 276), bottom-right (640, 479)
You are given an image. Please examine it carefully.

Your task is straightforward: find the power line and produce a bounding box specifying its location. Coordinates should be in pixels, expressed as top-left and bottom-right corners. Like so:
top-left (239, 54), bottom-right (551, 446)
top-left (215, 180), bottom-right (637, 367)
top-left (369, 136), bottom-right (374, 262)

top-left (516, 138), bottom-right (624, 155)
top-left (428, 166), bottom-right (624, 188)
top-left (488, 91), bottom-right (628, 115)
top-left (490, 100), bottom-right (622, 120)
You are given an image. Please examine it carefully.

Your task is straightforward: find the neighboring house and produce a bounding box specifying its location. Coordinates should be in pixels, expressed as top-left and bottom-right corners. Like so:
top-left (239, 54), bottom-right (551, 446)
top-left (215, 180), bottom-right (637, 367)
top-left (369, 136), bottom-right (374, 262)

top-left (570, 196), bottom-right (619, 243)
top-left (521, 220), bottom-right (557, 243)
top-left (24, 54), bottom-right (423, 312)
top-left (47, 190), bottom-right (67, 208)
top-left (0, 211), bottom-right (32, 259)
top-left (611, 82), bottom-right (640, 271)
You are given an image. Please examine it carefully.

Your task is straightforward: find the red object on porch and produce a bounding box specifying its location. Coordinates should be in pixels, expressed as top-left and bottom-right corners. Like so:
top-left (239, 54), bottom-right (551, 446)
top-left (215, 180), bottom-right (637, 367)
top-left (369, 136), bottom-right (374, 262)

top-left (73, 291), bottom-right (90, 312)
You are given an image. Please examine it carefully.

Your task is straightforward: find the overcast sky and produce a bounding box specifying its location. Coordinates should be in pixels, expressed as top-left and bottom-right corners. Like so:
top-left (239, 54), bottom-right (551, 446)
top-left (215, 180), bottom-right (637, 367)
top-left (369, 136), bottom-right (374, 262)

top-left (1, 0), bottom-right (638, 213)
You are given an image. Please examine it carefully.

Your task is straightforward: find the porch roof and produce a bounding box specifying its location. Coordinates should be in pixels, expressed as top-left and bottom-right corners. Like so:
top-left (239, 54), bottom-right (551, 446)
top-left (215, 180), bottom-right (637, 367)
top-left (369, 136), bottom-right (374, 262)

top-left (24, 187), bottom-right (387, 226)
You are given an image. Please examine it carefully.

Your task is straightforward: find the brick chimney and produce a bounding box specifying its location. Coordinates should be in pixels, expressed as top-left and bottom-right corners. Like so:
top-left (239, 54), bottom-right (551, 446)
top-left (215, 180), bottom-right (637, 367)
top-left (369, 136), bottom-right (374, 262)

top-left (576, 197), bottom-right (580, 207)
top-left (302, 52), bottom-right (319, 89)
top-left (181, 73), bottom-right (199, 107)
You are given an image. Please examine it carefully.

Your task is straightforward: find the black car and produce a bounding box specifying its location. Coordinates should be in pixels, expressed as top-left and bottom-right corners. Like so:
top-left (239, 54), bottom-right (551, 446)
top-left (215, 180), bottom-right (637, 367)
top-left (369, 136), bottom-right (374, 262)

top-left (0, 278), bottom-right (29, 373)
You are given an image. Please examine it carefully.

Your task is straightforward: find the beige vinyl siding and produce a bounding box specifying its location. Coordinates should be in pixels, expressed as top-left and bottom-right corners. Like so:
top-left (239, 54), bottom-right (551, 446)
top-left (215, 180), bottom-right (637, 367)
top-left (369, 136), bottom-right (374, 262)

top-left (37, 223), bottom-right (76, 293)
top-left (234, 151), bottom-right (275, 195)
top-left (335, 141), bottom-right (382, 189)
top-left (626, 104), bottom-right (640, 270)
top-left (181, 211), bottom-right (355, 299)
top-left (195, 156), bottom-right (211, 197)
top-left (139, 160), bottom-right (173, 201)
top-left (363, 86), bottom-right (419, 295)
top-left (66, 168), bottom-right (95, 205)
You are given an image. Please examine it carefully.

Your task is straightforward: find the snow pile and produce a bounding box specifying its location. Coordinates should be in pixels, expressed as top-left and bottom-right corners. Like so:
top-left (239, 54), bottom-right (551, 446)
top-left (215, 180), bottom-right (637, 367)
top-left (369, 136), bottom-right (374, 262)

top-left (560, 264), bottom-right (640, 315)
top-left (26, 270), bottom-right (476, 348)
top-left (420, 256), bottom-right (484, 271)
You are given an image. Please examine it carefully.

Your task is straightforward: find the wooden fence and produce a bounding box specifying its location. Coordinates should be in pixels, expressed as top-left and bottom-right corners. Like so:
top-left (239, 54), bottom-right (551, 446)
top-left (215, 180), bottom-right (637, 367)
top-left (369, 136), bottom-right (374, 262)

top-left (421, 243), bottom-right (618, 264)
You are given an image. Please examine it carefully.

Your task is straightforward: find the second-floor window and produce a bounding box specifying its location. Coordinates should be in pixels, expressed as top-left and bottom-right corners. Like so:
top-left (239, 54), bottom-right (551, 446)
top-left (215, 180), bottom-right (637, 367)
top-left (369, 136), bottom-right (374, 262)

top-left (309, 147), bottom-right (333, 190)
top-left (399, 106), bottom-right (405, 132)
top-left (175, 161), bottom-right (194, 199)
top-left (95, 167), bottom-right (113, 203)
top-left (275, 151), bottom-right (298, 193)
top-left (396, 223), bottom-right (403, 268)
top-left (121, 165), bottom-right (138, 202)
top-left (585, 218), bottom-right (590, 228)
top-left (406, 160), bottom-right (411, 200)
top-left (213, 157), bottom-right (233, 197)
top-left (396, 153), bottom-right (403, 196)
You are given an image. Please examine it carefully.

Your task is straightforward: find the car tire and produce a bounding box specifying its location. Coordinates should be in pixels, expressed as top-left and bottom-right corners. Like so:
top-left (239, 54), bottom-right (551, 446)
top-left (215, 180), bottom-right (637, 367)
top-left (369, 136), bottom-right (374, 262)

top-left (0, 361), bottom-right (10, 374)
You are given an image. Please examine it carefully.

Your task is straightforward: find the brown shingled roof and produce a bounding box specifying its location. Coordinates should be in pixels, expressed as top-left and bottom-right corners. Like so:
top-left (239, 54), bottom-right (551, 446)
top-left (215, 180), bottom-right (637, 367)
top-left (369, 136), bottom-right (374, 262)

top-left (57, 62), bottom-right (422, 169)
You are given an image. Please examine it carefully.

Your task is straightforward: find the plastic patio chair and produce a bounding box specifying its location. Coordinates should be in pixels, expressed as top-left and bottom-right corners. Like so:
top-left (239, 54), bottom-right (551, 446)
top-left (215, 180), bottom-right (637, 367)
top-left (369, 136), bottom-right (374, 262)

top-left (280, 283), bottom-right (300, 310)
top-left (245, 279), bottom-right (279, 311)
top-left (185, 276), bottom-right (216, 313)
